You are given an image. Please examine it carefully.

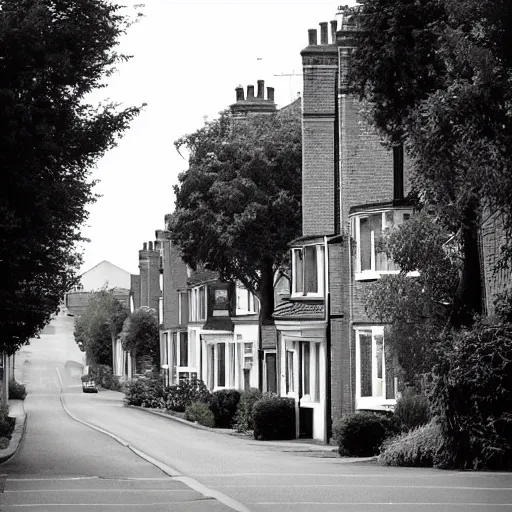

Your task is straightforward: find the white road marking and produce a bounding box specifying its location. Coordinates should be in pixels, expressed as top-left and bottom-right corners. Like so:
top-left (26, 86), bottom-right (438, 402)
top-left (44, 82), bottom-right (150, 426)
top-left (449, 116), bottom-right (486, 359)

top-left (251, 503), bottom-right (512, 508)
top-left (55, 367), bottom-right (64, 391)
top-left (212, 484), bottom-right (512, 491)
top-left (6, 489), bottom-right (194, 493)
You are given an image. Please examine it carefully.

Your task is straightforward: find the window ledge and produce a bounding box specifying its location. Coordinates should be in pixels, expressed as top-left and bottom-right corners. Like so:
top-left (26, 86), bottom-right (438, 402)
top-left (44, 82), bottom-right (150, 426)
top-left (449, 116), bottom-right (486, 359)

top-left (354, 270), bottom-right (419, 281)
top-left (290, 293), bottom-right (324, 300)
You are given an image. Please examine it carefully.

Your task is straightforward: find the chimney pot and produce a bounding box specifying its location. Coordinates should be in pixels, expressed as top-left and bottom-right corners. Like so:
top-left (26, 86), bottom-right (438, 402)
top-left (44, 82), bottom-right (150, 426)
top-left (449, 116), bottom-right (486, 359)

top-left (267, 87), bottom-right (275, 102)
top-left (320, 22), bottom-right (328, 44)
top-left (247, 85), bottom-right (255, 99)
top-left (235, 86), bottom-right (244, 101)
top-left (148, 241), bottom-right (153, 251)
top-left (143, 242), bottom-right (147, 250)
top-left (330, 20), bottom-right (337, 44)
top-left (257, 80), bottom-right (264, 99)
top-left (308, 28), bottom-right (317, 45)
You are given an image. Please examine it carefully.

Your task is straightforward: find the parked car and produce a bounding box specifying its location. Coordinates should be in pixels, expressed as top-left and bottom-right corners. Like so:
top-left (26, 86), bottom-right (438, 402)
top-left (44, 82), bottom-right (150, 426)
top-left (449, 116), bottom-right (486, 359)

top-left (82, 379), bottom-right (98, 393)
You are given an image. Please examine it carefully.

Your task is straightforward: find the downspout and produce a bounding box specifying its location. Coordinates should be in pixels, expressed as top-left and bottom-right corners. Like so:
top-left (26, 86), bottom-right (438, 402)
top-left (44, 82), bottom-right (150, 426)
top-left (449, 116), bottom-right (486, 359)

top-left (324, 235), bottom-right (332, 442)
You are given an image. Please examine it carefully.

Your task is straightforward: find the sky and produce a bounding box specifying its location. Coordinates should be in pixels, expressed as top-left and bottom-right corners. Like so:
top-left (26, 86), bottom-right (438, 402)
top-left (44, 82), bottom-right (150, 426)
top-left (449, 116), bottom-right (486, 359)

top-left (80, 0), bottom-right (358, 275)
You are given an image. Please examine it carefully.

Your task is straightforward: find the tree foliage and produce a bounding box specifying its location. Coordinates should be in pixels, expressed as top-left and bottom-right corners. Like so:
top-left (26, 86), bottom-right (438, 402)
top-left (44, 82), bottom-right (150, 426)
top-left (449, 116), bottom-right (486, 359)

top-left (0, 0), bottom-right (144, 353)
top-left (73, 289), bottom-right (128, 366)
top-left (364, 212), bottom-right (459, 385)
top-left (350, 0), bottom-right (512, 325)
top-left (120, 307), bottom-right (159, 363)
top-left (168, 108), bottom-right (302, 320)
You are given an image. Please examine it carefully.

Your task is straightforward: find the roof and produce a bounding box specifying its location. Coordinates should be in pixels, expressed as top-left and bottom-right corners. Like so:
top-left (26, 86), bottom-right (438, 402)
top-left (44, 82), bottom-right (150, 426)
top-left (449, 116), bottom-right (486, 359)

top-left (272, 299), bottom-right (325, 320)
top-left (187, 269), bottom-right (220, 286)
top-left (80, 260), bottom-right (130, 277)
top-left (202, 317), bottom-right (234, 332)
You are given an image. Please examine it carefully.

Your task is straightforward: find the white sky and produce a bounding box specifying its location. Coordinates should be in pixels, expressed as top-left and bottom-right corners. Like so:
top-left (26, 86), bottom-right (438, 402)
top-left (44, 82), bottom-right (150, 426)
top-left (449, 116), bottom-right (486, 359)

top-left (79, 0), bottom-right (357, 275)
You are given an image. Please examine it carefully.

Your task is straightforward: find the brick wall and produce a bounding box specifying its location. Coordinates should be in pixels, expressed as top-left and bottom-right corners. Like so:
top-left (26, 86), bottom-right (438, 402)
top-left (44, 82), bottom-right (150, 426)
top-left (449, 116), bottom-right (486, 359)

top-left (138, 242), bottom-right (160, 314)
top-left (130, 274), bottom-right (140, 311)
top-left (481, 210), bottom-right (512, 315)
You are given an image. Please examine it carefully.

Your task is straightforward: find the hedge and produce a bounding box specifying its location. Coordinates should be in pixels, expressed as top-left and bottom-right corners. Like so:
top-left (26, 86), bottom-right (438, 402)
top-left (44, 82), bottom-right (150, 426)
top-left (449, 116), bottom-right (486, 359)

top-left (234, 388), bottom-right (262, 432)
top-left (185, 402), bottom-right (216, 428)
top-left (253, 396), bottom-right (295, 440)
top-left (210, 389), bottom-right (240, 428)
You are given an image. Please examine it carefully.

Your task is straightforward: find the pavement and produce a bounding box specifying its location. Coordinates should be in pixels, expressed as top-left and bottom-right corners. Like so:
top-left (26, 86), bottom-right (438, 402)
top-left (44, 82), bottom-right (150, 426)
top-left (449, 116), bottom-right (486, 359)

top-left (0, 400), bottom-right (27, 464)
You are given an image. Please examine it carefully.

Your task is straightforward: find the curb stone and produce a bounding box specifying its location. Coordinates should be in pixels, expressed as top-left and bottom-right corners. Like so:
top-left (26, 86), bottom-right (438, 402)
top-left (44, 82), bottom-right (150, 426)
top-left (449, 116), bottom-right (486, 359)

top-left (0, 402), bottom-right (27, 464)
top-left (126, 405), bottom-right (377, 463)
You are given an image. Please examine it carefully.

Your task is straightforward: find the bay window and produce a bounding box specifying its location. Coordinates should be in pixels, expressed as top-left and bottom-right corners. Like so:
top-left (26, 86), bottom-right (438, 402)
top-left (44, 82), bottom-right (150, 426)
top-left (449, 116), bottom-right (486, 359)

top-left (352, 208), bottom-right (413, 279)
top-left (292, 245), bottom-right (325, 297)
top-left (188, 285), bottom-right (207, 322)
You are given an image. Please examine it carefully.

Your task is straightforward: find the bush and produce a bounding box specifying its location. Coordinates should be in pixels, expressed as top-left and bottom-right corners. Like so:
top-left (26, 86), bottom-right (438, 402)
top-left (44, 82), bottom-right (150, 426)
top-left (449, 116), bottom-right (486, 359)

top-left (0, 404), bottom-right (15, 440)
top-left (234, 388), bottom-right (262, 432)
top-left (210, 389), bottom-right (241, 428)
top-left (378, 420), bottom-right (445, 467)
top-left (430, 320), bottom-right (512, 470)
top-left (9, 380), bottom-right (27, 400)
top-left (164, 379), bottom-right (212, 412)
top-left (253, 396), bottom-right (295, 440)
top-left (333, 411), bottom-right (400, 457)
top-left (184, 402), bottom-right (216, 428)
top-left (124, 376), bottom-right (166, 408)
top-left (394, 388), bottom-right (430, 431)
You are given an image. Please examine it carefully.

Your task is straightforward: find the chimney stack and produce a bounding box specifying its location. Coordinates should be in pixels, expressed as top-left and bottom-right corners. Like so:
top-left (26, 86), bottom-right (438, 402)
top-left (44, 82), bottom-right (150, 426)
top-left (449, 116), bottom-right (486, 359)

top-left (267, 87), bottom-right (275, 102)
top-left (257, 80), bottom-right (265, 99)
top-left (148, 241), bottom-right (153, 251)
top-left (235, 86), bottom-right (244, 101)
top-left (247, 85), bottom-right (255, 99)
top-left (308, 28), bottom-right (317, 46)
top-left (330, 20), bottom-right (337, 43)
top-left (320, 22), bottom-right (328, 44)
top-left (143, 242), bottom-right (147, 251)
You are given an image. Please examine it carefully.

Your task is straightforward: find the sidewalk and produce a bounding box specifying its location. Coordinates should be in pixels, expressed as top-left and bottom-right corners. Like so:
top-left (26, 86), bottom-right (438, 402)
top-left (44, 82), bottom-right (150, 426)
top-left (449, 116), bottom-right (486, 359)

top-left (0, 399), bottom-right (27, 464)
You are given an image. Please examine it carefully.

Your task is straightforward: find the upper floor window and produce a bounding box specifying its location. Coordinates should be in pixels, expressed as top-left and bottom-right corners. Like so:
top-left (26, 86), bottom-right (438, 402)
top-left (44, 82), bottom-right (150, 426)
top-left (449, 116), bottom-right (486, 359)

top-left (352, 208), bottom-right (413, 280)
top-left (188, 285), bottom-right (206, 322)
top-left (292, 245), bottom-right (325, 297)
top-left (236, 282), bottom-right (260, 315)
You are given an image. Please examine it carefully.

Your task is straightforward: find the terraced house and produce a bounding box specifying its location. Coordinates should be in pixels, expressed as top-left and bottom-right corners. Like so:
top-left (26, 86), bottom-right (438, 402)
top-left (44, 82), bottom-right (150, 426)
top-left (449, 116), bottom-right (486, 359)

top-left (273, 12), bottom-right (414, 442)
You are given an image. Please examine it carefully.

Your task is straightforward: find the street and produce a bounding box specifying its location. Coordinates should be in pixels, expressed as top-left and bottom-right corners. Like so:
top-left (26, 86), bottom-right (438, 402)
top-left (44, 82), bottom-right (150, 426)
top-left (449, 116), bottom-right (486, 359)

top-left (1, 312), bottom-right (511, 511)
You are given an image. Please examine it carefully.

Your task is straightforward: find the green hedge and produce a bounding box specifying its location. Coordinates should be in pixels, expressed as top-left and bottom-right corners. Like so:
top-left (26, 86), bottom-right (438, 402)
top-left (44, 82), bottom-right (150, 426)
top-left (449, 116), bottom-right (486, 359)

top-left (333, 411), bottom-right (400, 457)
top-left (185, 402), bottom-right (216, 428)
top-left (124, 376), bottom-right (165, 408)
top-left (9, 380), bottom-right (27, 400)
top-left (164, 379), bottom-right (212, 412)
top-left (234, 388), bottom-right (262, 432)
top-left (253, 396), bottom-right (295, 440)
top-left (430, 320), bottom-right (512, 470)
top-left (210, 389), bottom-right (240, 428)
top-left (394, 389), bottom-right (430, 431)
top-left (0, 404), bottom-right (15, 439)
top-left (378, 420), bottom-right (444, 467)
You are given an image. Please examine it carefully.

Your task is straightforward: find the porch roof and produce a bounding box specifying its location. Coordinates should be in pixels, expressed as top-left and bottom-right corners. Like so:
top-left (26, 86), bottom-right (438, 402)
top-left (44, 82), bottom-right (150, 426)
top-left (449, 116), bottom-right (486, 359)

top-left (272, 299), bottom-right (325, 320)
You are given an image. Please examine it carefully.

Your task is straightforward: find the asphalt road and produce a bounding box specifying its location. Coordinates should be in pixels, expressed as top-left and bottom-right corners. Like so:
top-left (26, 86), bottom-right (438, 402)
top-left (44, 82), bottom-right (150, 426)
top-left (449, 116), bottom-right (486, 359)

top-left (0, 311), bottom-right (235, 512)
top-left (3, 310), bottom-right (512, 511)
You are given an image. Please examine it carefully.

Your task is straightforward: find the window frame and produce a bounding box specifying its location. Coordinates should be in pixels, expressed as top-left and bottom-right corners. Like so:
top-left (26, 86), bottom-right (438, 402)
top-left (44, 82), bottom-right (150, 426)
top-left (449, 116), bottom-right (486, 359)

top-left (355, 326), bottom-right (397, 410)
top-left (188, 285), bottom-right (207, 322)
top-left (352, 208), bottom-right (414, 280)
top-left (291, 244), bottom-right (325, 298)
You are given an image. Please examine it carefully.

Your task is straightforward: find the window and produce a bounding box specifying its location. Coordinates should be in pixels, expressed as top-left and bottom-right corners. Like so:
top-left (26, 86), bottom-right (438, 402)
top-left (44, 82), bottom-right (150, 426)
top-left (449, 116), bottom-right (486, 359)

top-left (356, 327), bottom-right (395, 407)
top-left (265, 352), bottom-right (277, 394)
top-left (179, 332), bottom-right (188, 367)
top-left (158, 297), bottom-right (163, 325)
top-left (188, 286), bottom-right (207, 322)
top-left (217, 343), bottom-right (226, 387)
top-left (286, 350), bottom-right (294, 394)
top-left (353, 209), bottom-right (413, 278)
top-left (314, 343), bottom-right (320, 401)
top-left (302, 343), bottom-right (310, 396)
top-left (292, 245), bottom-right (325, 296)
top-left (236, 282), bottom-right (260, 315)
top-left (229, 343), bottom-right (236, 387)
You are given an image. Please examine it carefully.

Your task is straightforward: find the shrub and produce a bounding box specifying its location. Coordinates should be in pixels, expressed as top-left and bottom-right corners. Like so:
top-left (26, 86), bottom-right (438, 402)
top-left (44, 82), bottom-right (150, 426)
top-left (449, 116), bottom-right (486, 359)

top-left (333, 411), bottom-right (400, 457)
top-left (124, 376), bottom-right (166, 408)
top-left (430, 320), bottom-right (512, 470)
top-left (210, 389), bottom-right (241, 428)
top-left (253, 396), bottom-right (295, 440)
top-left (0, 404), bottom-right (15, 440)
top-left (185, 402), bottom-right (216, 428)
top-left (378, 419), bottom-right (445, 467)
top-left (164, 379), bottom-right (212, 412)
top-left (9, 380), bottom-right (27, 400)
top-left (394, 388), bottom-right (430, 431)
top-left (234, 388), bottom-right (262, 432)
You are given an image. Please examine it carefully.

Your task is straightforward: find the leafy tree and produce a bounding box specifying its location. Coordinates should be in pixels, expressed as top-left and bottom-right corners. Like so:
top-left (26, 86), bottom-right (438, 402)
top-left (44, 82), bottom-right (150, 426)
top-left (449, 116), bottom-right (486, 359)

top-left (168, 108), bottom-right (302, 322)
top-left (74, 289), bottom-right (128, 366)
top-left (364, 212), bottom-right (459, 386)
top-left (348, 0), bottom-right (512, 326)
top-left (121, 307), bottom-right (159, 367)
top-left (0, 0), bottom-right (144, 353)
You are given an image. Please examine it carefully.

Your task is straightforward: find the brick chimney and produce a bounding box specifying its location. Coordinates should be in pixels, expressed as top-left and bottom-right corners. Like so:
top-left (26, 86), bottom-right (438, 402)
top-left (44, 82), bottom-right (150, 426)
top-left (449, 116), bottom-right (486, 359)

top-left (308, 29), bottom-right (317, 45)
top-left (320, 22), bottom-right (328, 44)
top-left (257, 80), bottom-right (265, 99)
top-left (247, 85), bottom-right (255, 100)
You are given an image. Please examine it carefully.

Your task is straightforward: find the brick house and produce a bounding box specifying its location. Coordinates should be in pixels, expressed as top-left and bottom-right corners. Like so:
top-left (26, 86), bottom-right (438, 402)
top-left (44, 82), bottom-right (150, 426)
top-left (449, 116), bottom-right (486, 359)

top-left (273, 14), bottom-right (414, 442)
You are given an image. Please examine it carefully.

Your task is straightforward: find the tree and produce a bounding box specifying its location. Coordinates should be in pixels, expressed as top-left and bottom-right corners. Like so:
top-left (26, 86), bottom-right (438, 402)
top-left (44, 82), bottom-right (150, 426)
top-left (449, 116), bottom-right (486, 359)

top-left (348, 0), bottom-right (512, 326)
top-left (73, 289), bottom-right (128, 366)
top-left (364, 212), bottom-right (460, 387)
top-left (0, 0), bottom-right (144, 353)
top-left (168, 108), bottom-right (302, 322)
top-left (121, 307), bottom-right (159, 370)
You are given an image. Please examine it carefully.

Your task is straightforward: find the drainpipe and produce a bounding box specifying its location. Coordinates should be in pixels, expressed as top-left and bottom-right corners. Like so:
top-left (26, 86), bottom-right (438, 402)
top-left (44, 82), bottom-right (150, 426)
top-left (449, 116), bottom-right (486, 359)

top-left (324, 236), bottom-right (332, 443)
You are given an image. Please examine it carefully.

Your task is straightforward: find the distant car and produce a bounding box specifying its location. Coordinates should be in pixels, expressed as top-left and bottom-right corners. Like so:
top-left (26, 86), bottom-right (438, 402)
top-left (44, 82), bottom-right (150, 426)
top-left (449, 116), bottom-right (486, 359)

top-left (82, 380), bottom-right (98, 393)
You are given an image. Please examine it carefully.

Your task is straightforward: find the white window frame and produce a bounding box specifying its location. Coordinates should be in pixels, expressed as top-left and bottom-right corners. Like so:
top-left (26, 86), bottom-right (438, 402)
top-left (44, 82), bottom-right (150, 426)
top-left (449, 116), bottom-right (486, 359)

top-left (355, 326), bottom-right (397, 410)
top-left (235, 282), bottom-right (260, 315)
top-left (352, 208), bottom-right (415, 280)
top-left (158, 297), bottom-right (163, 325)
top-left (188, 285), bottom-right (207, 322)
top-left (291, 244), bottom-right (325, 298)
